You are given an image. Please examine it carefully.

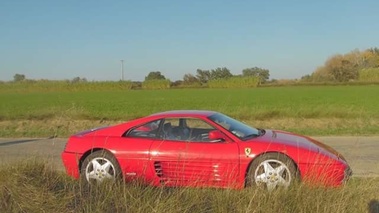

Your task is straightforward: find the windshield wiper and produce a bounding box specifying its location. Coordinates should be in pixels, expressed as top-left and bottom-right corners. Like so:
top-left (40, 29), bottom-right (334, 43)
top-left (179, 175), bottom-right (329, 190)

top-left (258, 129), bottom-right (266, 136)
top-left (242, 129), bottom-right (265, 140)
top-left (243, 133), bottom-right (260, 140)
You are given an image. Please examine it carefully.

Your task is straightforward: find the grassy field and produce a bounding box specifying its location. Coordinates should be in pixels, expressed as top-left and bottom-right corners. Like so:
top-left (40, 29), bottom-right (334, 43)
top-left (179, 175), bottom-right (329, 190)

top-left (1, 84), bottom-right (378, 137)
top-left (0, 159), bottom-right (378, 213)
top-left (1, 85), bottom-right (379, 212)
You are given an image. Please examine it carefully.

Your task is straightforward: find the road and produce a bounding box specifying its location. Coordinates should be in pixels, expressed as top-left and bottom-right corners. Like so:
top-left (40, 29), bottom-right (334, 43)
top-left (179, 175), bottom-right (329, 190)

top-left (0, 137), bottom-right (378, 177)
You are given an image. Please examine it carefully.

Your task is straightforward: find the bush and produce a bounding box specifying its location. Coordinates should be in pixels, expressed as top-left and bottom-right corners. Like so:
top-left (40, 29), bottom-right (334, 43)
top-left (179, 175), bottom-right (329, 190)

top-left (142, 79), bottom-right (171, 89)
top-left (177, 82), bottom-right (203, 88)
top-left (208, 76), bottom-right (259, 88)
top-left (359, 68), bottom-right (379, 82)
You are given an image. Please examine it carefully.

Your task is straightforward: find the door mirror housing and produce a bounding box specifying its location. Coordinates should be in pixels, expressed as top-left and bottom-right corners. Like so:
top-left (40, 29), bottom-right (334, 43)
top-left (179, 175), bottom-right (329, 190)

top-left (208, 130), bottom-right (225, 142)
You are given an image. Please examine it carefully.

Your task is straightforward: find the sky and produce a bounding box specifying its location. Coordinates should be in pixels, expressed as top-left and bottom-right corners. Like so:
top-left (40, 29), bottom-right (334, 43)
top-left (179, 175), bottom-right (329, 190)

top-left (1, 0), bottom-right (378, 82)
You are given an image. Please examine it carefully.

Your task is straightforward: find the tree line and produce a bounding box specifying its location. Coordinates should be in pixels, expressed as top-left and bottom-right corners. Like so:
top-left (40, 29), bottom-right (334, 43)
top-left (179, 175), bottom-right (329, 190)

top-left (9, 46), bottom-right (379, 88)
top-left (142, 67), bottom-right (269, 89)
top-left (8, 66), bottom-right (269, 90)
top-left (145, 67), bottom-right (270, 87)
top-left (11, 66), bottom-right (269, 85)
top-left (12, 74), bottom-right (88, 83)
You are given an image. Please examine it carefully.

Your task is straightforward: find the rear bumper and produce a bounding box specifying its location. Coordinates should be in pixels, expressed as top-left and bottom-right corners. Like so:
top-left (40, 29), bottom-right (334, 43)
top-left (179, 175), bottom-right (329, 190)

top-left (61, 151), bottom-right (81, 179)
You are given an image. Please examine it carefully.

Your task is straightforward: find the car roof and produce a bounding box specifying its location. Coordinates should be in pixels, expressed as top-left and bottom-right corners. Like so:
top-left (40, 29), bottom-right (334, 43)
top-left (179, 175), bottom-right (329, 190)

top-left (149, 110), bottom-right (217, 118)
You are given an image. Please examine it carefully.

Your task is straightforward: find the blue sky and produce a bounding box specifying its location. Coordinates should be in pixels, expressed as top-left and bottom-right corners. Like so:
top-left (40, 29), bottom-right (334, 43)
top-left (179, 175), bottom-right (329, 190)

top-left (1, 0), bottom-right (378, 81)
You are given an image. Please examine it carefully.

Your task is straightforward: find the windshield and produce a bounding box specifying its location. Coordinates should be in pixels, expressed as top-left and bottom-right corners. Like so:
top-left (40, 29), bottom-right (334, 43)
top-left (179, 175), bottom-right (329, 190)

top-left (208, 113), bottom-right (261, 140)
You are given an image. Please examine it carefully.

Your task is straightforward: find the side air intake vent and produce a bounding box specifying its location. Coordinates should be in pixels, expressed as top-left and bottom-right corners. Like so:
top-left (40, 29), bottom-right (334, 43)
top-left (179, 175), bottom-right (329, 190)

top-left (154, 161), bottom-right (163, 177)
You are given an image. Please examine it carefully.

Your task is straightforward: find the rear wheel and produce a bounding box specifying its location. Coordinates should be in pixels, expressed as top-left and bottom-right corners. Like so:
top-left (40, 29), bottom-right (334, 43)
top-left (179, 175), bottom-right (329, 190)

top-left (80, 150), bottom-right (121, 184)
top-left (247, 153), bottom-right (298, 191)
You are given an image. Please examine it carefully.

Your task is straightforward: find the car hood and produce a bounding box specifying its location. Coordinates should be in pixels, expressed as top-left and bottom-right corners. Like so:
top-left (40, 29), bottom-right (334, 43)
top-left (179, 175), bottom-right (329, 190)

top-left (253, 130), bottom-right (346, 161)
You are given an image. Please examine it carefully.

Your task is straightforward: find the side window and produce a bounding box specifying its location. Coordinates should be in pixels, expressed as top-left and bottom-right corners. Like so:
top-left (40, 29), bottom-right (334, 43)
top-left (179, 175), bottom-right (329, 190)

top-left (186, 118), bottom-right (216, 142)
top-left (126, 119), bottom-right (161, 139)
top-left (161, 118), bottom-right (181, 140)
top-left (161, 118), bottom-right (215, 142)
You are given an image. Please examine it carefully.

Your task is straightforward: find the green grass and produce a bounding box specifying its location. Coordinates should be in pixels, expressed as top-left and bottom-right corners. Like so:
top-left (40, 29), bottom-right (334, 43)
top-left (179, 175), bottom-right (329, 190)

top-left (1, 85), bottom-right (379, 137)
top-left (0, 159), bottom-right (378, 213)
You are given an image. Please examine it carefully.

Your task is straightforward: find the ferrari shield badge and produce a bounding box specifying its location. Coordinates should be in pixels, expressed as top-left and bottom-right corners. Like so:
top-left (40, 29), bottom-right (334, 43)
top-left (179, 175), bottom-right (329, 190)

top-left (244, 147), bottom-right (251, 156)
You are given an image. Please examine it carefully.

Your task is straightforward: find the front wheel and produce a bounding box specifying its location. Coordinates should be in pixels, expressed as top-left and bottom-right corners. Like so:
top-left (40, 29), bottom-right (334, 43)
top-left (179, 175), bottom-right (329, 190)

top-left (80, 150), bottom-right (121, 184)
top-left (247, 153), bottom-right (298, 191)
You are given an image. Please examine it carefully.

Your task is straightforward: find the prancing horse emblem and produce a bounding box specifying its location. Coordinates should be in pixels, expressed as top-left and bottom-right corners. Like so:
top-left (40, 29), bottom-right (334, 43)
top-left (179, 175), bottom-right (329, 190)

top-left (245, 147), bottom-right (251, 156)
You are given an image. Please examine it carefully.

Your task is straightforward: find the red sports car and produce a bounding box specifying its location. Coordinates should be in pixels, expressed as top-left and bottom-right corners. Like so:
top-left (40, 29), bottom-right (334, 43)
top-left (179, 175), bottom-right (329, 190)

top-left (62, 110), bottom-right (352, 190)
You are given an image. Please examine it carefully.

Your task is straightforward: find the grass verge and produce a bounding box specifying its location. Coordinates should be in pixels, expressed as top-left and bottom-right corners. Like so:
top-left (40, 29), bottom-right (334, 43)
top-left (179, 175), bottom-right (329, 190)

top-left (1, 159), bottom-right (378, 213)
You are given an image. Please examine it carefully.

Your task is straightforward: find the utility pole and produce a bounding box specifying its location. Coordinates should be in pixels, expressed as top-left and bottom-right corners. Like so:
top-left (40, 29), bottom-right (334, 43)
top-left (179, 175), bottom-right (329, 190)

top-left (120, 59), bottom-right (124, 81)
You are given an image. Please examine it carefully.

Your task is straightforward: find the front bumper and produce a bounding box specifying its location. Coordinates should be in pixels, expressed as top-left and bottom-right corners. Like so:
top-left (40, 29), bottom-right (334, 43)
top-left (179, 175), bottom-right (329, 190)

top-left (343, 166), bottom-right (353, 183)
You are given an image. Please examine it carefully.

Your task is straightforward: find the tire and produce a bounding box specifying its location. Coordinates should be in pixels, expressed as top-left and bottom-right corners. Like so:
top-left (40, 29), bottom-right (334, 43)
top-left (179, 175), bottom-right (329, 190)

top-left (80, 150), bottom-right (122, 184)
top-left (247, 153), bottom-right (298, 191)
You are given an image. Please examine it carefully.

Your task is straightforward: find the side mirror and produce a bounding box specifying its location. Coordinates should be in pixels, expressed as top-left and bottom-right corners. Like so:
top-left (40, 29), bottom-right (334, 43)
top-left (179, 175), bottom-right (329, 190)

top-left (208, 130), bottom-right (225, 142)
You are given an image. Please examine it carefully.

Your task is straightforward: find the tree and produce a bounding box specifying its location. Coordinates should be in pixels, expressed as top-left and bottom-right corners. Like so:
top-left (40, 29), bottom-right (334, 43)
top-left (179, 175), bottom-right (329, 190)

top-left (71, 77), bottom-right (88, 83)
top-left (308, 48), bottom-right (379, 82)
top-left (71, 77), bottom-right (81, 83)
top-left (183, 73), bottom-right (199, 84)
top-left (181, 73), bottom-right (201, 87)
top-left (145, 71), bottom-right (166, 81)
top-left (13, 74), bottom-right (25, 82)
top-left (368, 47), bottom-right (379, 55)
top-left (242, 67), bottom-right (270, 84)
top-left (311, 66), bottom-right (334, 82)
top-left (196, 69), bottom-right (211, 84)
top-left (171, 80), bottom-right (183, 87)
top-left (301, 74), bottom-right (312, 82)
top-left (362, 49), bottom-right (379, 68)
top-left (324, 54), bottom-right (358, 82)
top-left (210, 67), bottom-right (233, 80)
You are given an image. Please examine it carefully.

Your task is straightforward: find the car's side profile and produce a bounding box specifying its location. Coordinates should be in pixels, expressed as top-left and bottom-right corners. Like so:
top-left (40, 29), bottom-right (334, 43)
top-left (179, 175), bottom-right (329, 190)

top-left (62, 110), bottom-right (352, 190)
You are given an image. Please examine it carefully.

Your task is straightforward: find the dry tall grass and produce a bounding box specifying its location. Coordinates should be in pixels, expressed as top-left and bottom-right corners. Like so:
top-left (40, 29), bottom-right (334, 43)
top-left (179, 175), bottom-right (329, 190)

top-left (1, 159), bottom-right (378, 213)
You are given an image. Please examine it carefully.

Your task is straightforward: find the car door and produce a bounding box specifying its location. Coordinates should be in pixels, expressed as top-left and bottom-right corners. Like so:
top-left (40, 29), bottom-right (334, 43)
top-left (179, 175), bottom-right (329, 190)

top-left (150, 117), bottom-right (240, 188)
top-left (110, 119), bottom-right (162, 184)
